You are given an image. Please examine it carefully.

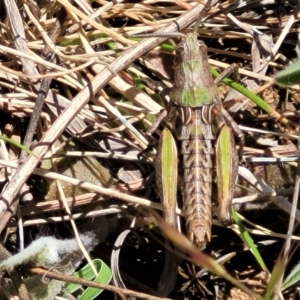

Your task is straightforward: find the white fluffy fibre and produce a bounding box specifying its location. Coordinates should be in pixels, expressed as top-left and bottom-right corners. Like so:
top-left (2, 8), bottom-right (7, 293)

top-left (0, 232), bottom-right (96, 270)
top-left (0, 232), bottom-right (97, 300)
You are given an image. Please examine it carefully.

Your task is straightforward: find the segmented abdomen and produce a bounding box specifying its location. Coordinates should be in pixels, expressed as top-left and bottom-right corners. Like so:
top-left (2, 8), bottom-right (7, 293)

top-left (176, 108), bottom-right (215, 250)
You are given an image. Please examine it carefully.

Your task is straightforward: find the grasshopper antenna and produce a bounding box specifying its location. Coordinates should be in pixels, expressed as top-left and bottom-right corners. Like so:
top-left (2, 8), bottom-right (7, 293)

top-left (193, 0), bottom-right (212, 33)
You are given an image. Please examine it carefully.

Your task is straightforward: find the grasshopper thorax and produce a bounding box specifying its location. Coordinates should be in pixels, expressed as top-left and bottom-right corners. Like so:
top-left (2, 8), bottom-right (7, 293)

top-left (171, 32), bottom-right (218, 108)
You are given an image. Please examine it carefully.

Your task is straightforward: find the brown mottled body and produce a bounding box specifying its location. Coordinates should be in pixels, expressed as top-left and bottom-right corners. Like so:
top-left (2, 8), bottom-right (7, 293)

top-left (169, 32), bottom-right (237, 249)
top-left (175, 108), bottom-right (216, 249)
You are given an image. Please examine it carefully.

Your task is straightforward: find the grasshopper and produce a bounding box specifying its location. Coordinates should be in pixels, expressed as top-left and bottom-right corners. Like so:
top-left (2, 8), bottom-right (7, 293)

top-left (148, 0), bottom-right (243, 250)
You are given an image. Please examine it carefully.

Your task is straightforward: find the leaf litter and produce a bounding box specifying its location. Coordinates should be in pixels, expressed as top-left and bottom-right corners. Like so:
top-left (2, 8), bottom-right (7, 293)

top-left (0, 0), bottom-right (299, 299)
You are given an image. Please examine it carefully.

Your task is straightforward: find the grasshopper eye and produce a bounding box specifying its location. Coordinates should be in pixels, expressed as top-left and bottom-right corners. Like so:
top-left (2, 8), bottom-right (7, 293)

top-left (175, 44), bottom-right (185, 57)
top-left (198, 41), bottom-right (207, 49)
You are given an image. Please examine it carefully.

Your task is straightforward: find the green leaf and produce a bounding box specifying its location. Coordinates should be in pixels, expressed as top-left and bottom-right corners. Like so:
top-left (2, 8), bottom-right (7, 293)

top-left (275, 58), bottom-right (300, 86)
top-left (130, 71), bottom-right (146, 90)
top-left (281, 261), bottom-right (300, 291)
top-left (64, 259), bottom-right (112, 299)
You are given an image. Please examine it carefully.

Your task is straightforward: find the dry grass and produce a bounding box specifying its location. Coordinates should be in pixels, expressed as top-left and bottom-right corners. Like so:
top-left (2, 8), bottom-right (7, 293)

top-left (0, 0), bottom-right (299, 299)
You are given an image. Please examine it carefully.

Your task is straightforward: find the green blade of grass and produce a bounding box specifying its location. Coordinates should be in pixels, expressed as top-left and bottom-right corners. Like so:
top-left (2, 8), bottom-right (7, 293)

top-left (0, 135), bottom-right (35, 157)
top-left (232, 209), bottom-right (269, 275)
top-left (275, 58), bottom-right (300, 86)
top-left (210, 68), bottom-right (289, 126)
top-left (281, 261), bottom-right (300, 291)
top-left (264, 253), bottom-right (285, 299)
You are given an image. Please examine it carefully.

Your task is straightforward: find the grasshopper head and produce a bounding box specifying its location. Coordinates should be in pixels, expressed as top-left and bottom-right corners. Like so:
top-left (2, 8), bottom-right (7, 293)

top-left (174, 32), bottom-right (208, 66)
